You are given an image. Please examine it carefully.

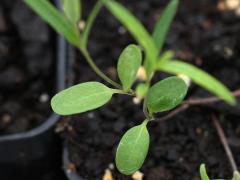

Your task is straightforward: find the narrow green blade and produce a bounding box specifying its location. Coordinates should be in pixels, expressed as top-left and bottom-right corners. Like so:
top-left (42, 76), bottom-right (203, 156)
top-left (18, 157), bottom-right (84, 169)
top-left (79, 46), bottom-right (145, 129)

top-left (158, 60), bottom-right (236, 105)
top-left (103, 0), bottom-right (158, 77)
top-left (61, 0), bottom-right (81, 24)
top-left (152, 0), bottom-right (179, 54)
top-left (82, 1), bottom-right (103, 48)
top-left (24, 0), bottom-right (80, 47)
top-left (200, 164), bottom-right (210, 180)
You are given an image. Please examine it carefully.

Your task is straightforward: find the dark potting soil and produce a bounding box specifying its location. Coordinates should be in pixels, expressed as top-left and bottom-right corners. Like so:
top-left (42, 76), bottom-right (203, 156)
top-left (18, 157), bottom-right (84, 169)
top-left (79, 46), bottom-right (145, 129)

top-left (63, 0), bottom-right (240, 179)
top-left (0, 0), bottom-right (55, 135)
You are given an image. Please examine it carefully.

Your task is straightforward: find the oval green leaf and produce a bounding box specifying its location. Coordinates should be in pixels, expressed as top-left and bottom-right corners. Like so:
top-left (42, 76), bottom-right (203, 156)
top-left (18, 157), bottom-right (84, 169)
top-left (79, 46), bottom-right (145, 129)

top-left (117, 45), bottom-right (142, 92)
top-left (116, 121), bottom-right (149, 175)
top-left (51, 82), bottom-right (115, 115)
top-left (146, 76), bottom-right (188, 113)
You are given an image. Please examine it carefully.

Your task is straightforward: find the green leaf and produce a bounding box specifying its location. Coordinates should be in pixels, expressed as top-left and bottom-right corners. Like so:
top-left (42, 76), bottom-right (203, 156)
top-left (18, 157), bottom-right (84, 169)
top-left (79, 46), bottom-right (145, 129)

top-left (158, 50), bottom-right (174, 67)
top-left (24, 0), bottom-right (80, 47)
top-left (117, 45), bottom-right (142, 92)
top-left (157, 60), bottom-right (236, 105)
top-left (82, 1), bottom-right (103, 48)
top-left (200, 164), bottom-right (210, 180)
top-left (152, 0), bottom-right (179, 54)
top-left (116, 121), bottom-right (149, 175)
top-left (136, 83), bottom-right (149, 98)
top-left (103, 0), bottom-right (158, 77)
top-left (147, 76), bottom-right (188, 113)
top-left (51, 82), bottom-right (116, 115)
top-left (61, 0), bottom-right (81, 24)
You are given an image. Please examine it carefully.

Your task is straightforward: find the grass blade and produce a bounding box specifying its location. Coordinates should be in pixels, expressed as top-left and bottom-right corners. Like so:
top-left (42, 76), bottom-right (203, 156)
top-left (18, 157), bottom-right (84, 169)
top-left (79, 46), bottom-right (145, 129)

top-left (24, 0), bottom-right (80, 47)
top-left (152, 0), bottom-right (179, 55)
top-left (157, 60), bottom-right (236, 105)
top-left (103, 0), bottom-right (158, 76)
top-left (61, 0), bottom-right (81, 24)
top-left (82, 0), bottom-right (103, 48)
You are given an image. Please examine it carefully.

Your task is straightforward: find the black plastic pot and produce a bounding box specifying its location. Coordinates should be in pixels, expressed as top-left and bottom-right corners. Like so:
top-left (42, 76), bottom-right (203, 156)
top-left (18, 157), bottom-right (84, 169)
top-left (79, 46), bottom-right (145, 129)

top-left (0, 0), bottom-right (70, 179)
top-left (63, 146), bottom-right (83, 180)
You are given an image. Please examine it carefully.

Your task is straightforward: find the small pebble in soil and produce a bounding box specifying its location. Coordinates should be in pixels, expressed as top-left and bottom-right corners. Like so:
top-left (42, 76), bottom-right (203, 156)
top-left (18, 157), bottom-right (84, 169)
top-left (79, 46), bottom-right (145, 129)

top-left (133, 96), bottom-right (142, 105)
top-left (118, 26), bottom-right (127, 35)
top-left (196, 127), bottom-right (203, 135)
top-left (0, 113), bottom-right (12, 130)
top-left (132, 171), bottom-right (144, 180)
top-left (67, 162), bottom-right (77, 173)
top-left (39, 93), bottom-right (49, 103)
top-left (103, 169), bottom-right (113, 180)
top-left (108, 163), bottom-right (114, 170)
top-left (78, 20), bottom-right (86, 31)
top-left (87, 112), bottom-right (95, 119)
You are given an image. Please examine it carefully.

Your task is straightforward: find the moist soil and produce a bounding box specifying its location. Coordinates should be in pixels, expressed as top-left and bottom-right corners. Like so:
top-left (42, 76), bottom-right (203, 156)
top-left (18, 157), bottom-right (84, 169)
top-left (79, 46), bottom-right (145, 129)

top-left (62, 0), bottom-right (240, 179)
top-left (0, 0), bottom-right (55, 135)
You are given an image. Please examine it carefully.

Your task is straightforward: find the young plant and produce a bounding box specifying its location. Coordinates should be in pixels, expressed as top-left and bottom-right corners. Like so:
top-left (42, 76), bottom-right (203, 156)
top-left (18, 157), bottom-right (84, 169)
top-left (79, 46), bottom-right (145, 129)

top-left (200, 164), bottom-right (240, 180)
top-left (24, 0), bottom-right (236, 176)
top-left (102, 0), bottom-right (236, 105)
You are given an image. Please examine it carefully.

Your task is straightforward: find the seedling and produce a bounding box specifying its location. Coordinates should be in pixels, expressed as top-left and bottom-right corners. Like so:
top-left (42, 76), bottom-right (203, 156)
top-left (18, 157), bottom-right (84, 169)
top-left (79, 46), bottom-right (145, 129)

top-left (200, 164), bottom-right (240, 180)
top-left (25, 0), bottom-right (236, 176)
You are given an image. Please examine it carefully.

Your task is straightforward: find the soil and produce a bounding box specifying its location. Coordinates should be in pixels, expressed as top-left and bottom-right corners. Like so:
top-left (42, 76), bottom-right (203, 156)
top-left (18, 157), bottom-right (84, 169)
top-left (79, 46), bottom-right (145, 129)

top-left (0, 0), bottom-right (55, 135)
top-left (62, 0), bottom-right (240, 179)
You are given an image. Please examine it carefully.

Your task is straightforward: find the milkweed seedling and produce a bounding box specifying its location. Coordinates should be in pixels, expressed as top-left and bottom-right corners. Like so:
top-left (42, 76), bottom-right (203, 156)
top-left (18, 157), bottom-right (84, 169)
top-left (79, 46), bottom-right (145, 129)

top-left (24, 0), bottom-right (236, 176)
top-left (200, 164), bottom-right (240, 180)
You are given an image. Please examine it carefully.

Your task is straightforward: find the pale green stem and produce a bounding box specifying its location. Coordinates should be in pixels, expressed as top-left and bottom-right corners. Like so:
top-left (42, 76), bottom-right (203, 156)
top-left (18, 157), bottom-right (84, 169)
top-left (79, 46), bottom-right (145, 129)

top-left (82, 0), bottom-right (103, 48)
top-left (80, 48), bottom-right (122, 89)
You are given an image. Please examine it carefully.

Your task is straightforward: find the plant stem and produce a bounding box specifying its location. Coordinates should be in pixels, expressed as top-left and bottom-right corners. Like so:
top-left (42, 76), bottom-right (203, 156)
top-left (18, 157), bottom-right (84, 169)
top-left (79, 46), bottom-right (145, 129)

top-left (183, 89), bottom-right (240, 105)
top-left (154, 104), bottom-right (189, 122)
top-left (82, 0), bottom-right (103, 48)
top-left (143, 97), bottom-right (153, 121)
top-left (211, 115), bottom-right (238, 172)
top-left (154, 88), bottom-right (240, 122)
top-left (80, 48), bottom-right (122, 89)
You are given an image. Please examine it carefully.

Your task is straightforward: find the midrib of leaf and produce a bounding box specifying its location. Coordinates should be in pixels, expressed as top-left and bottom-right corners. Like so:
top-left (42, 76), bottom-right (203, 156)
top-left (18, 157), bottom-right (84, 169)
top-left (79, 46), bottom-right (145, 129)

top-left (68, 90), bottom-right (111, 107)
